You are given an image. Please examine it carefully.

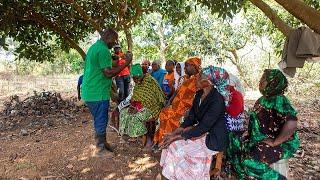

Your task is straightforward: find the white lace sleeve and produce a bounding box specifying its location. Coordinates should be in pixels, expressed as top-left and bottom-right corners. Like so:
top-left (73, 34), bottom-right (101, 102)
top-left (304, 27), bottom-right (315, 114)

top-left (117, 91), bottom-right (133, 111)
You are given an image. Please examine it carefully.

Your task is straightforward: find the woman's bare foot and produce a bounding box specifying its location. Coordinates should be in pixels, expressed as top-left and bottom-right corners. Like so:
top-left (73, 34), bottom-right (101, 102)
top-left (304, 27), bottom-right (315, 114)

top-left (143, 136), bottom-right (153, 151)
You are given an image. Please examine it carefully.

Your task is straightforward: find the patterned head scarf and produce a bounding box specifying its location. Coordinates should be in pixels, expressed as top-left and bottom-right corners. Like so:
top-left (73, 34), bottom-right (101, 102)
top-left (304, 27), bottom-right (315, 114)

top-left (174, 62), bottom-right (185, 89)
top-left (260, 69), bottom-right (288, 97)
top-left (130, 63), bottom-right (143, 77)
top-left (202, 66), bottom-right (230, 106)
top-left (185, 57), bottom-right (201, 71)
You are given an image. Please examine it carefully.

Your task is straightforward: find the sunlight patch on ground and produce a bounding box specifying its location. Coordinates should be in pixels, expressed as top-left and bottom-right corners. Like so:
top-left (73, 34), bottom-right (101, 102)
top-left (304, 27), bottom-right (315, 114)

top-left (104, 173), bottom-right (117, 180)
top-left (128, 156), bottom-right (158, 174)
top-left (81, 167), bottom-right (91, 173)
top-left (134, 156), bottom-right (150, 164)
top-left (75, 145), bottom-right (94, 161)
top-left (123, 174), bottom-right (138, 180)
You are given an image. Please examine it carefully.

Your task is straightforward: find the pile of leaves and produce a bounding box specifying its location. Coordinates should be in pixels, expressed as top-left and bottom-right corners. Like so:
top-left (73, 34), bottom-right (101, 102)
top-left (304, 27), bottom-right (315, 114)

top-left (2, 91), bottom-right (84, 117)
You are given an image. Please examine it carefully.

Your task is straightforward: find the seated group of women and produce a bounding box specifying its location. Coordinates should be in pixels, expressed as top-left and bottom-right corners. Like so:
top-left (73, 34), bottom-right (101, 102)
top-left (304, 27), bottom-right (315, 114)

top-left (117, 57), bottom-right (300, 180)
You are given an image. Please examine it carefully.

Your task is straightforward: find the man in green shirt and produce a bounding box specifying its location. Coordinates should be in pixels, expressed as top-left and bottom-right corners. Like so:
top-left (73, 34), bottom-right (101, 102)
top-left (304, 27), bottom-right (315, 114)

top-left (81, 29), bottom-right (132, 154)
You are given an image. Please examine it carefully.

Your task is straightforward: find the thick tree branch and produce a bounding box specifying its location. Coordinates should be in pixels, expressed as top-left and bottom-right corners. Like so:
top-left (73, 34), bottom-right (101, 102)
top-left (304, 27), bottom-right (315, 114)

top-left (228, 49), bottom-right (252, 88)
top-left (275, 0), bottom-right (320, 34)
top-left (125, 6), bottom-right (143, 28)
top-left (116, 1), bottom-right (143, 30)
top-left (158, 20), bottom-right (167, 63)
top-left (124, 28), bottom-right (133, 51)
top-left (249, 0), bottom-right (294, 37)
top-left (235, 40), bottom-right (248, 50)
top-left (230, 49), bottom-right (240, 63)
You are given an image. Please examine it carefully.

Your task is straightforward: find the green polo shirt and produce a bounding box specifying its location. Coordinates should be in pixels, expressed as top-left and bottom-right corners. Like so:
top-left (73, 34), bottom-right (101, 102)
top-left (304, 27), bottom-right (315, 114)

top-left (81, 39), bottom-right (112, 101)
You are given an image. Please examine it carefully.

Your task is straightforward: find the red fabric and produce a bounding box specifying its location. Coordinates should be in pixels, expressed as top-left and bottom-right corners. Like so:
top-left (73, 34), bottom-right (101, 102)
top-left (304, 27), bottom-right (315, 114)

top-left (116, 52), bottom-right (130, 77)
top-left (226, 86), bottom-right (244, 117)
top-left (130, 101), bottom-right (143, 111)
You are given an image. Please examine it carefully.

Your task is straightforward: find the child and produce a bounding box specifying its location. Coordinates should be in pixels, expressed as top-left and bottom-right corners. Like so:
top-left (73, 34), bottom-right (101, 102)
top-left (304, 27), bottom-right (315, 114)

top-left (162, 60), bottom-right (175, 101)
top-left (114, 45), bottom-right (131, 102)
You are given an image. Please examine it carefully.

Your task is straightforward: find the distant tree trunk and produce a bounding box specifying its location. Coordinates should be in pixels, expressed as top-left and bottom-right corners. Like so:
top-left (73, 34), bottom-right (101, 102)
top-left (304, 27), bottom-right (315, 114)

top-left (275, 0), bottom-right (320, 34)
top-left (29, 11), bottom-right (86, 59)
top-left (158, 22), bottom-right (167, 63)
top-left (124, 28), bottom-right (133, 52)
top-left (250, 0), bottom-right (294, 38)
top-left (228, 49), bottom-right (252, 88)
top-left (15, 59), bottom-right (20, 75)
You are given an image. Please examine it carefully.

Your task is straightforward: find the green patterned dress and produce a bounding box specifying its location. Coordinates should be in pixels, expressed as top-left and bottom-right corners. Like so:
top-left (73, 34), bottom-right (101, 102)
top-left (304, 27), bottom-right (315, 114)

top-left (119, 74), bottom-right (165, 137)
top-left (231, 69), bottom-right (300, 180)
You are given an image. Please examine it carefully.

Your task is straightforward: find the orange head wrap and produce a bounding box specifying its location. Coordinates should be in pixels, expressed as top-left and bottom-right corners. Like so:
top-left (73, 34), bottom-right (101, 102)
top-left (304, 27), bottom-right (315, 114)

top-left (186, 57), bottom-right (201, 71)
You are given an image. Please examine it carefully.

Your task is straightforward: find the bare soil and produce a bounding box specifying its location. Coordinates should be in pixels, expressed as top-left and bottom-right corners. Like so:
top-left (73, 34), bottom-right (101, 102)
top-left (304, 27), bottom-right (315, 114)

top-left (0, 109), bottom-right (162, 179)
top-left (0, 74), bottom-right (319, 179)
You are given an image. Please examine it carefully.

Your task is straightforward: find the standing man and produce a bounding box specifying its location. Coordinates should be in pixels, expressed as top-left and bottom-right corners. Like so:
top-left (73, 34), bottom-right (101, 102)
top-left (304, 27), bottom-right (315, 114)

top-left (81, 29), bottom-right (132, 155)
top-left (151, 60), bottom-right (167, 87)
top-left (114, 45), bottom-right (131, 102)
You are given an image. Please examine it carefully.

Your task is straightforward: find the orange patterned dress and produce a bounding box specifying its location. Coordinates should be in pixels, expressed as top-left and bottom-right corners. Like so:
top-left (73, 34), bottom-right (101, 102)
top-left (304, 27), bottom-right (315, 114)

top-left (153, 75), bottom-right (199, 144)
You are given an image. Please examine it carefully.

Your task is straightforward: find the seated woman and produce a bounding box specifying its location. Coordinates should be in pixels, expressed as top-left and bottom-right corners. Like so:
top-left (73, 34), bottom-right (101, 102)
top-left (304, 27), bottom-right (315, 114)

top-left (173, 62), bottom-right (185, 90)
top-left (224, 74), bottom-right (246, 176)
top-left (159, 69), bottom-right (228, 180)
top-left (110, 58), bottom-right (151, 131)
top-left (153, 57), bottom-right (201, 146)
top-left (201, 66), bottom-right (246, 176)
top-left (225, 84), bottom-right (245, 131)
top-left (233, 69), bottom-right (300, 180)
top-left (119, 64), bottom-right (166, 148)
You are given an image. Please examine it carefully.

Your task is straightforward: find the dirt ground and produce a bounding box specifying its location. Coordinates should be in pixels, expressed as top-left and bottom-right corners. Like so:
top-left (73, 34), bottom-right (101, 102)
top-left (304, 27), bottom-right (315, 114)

top-left (0, 97), bottom-right (319, 179)
top-left (0, 74), bottom-right (319, 179)
top-left (0, 108), bottom-right (163, 179)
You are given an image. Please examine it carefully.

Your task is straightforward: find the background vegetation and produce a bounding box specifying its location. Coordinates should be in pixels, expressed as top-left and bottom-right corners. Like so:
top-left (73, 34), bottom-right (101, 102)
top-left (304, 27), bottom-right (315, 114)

top-left (0, 0), bottom-right (319, 99)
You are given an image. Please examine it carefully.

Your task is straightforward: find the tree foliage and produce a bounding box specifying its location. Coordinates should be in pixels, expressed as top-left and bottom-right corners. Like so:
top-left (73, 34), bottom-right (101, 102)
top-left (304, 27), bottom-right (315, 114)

top-left (196, 0), bottom-right (245, 19)
top-left (1, 0), bottom-right (92, 61)
top-left (0, 0), bottom-right (190, 61)
top-left (2, 0), bottom-right (320, 62)
top-left (131, 6), bottom-right (252, 63)
top-left (0, 0), bottom-right (247, 62)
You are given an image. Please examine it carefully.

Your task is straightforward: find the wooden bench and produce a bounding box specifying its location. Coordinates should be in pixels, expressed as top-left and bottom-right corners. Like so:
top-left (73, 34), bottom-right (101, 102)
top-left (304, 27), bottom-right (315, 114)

top-left (210, 152), bottom-right (224, 177)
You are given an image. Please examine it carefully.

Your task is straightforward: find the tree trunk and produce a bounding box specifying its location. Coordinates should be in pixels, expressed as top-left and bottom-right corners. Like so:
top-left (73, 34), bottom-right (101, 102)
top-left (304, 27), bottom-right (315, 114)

top-left (124, 28), bottom-right (133, 52)
top-left (275, 0), bottom-right (320, 34)
top-left (158, 22), bottom-right (167, 63)
top-left (229, 49), bottom-right (252, 88)
top-left (29, 11), bottom-right (86, 59)
top-left (249, 0), bottom-right (294, 38)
